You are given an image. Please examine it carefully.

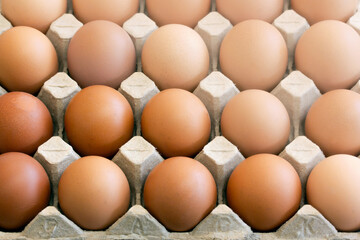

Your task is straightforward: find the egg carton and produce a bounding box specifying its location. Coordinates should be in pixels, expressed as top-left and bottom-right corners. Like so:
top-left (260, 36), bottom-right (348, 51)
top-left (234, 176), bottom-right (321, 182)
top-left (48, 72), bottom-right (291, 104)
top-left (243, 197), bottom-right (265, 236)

top-left (1, 1), bottom-right (360, 239)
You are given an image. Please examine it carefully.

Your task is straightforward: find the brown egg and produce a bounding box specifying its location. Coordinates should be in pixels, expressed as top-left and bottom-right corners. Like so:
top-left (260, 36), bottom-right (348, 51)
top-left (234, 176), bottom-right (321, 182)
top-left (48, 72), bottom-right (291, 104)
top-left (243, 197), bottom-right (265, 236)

top-left (291, 0), bottom-right (358, 25)
top-left (0, 92), bottom-right (53, 155)
top-left (0, 152), bottom-right (50, 231)
top-left (73, 0), bottom-right (139, 26)
top-left (141, 89), bottom-right (210, 158)
top-left (216, 0), bottom-right (284, 25)
top-left (143, 156), bottom-right (217, 231)
top-left (0, 26), bottom-right (58, 94)
top-left (307, 154), bottom-right (360, 231)
top-left (58, 156), bottom-right (130, 230)
top-left (141, 24), bottom-right (209, 91)
top-left (221, 90), bottom-right (290, 157)
top-left (219, 20), bottom-right (288, 91)
top-left (305, 89), bottom-right (360, 156)
top-left (67, 20), bottom-right (136, 89)
top-left (1, 0), bottom-right (67, 33)
top-left (146, 0), bottom-right (211, 28)
top-left (65, 85), bottom-right (134, 157)
top-left (295, 20), bottom-right (360, 93)
top-left (227, 154), bottom-right (301, 231)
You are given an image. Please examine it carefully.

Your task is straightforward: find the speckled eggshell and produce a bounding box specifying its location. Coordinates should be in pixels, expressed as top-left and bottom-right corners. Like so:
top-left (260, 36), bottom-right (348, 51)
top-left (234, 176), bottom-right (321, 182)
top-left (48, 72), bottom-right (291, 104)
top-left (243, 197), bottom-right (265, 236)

top-left (0, 92), bottom-right (53, 155)
top-left (65, 85), bottom-right (134, 158)
top-left (141, 88), bottom-right (211, 158)
top-left (146, 0), bottom-right (211, 28)
top-left (67, 20), bottom-right (136, 89)
top-left (1, 0), bottom-right (67, 33)
top-left (295, 20), bottom-right (360, 93)
top-left (0, 152), bottom-right (50, 231)
top-left (143, 156), bottom-right (217, 232)
top-left (307, 154), bottom-right (360, 231)
top-left (219, 19), bottom-right (288, 91)
top-left (58, 156), bottom-right (130, 230)
top-left (227, 154), bottom-right (301, 231)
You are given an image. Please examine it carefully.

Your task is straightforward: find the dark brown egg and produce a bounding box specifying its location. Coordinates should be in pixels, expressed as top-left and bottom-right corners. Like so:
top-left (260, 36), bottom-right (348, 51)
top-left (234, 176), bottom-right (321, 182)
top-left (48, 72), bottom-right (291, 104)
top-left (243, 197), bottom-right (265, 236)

top-left (65, 85), bottom-right (134, 157)
top-left (0, 152), bottom-right (50, 231)
top-left (143, 156), bottom-right (217, 231)
top-left (58, 156), bottom-right (130, 230)
top-left (0, 92), bottom-right (53, 155)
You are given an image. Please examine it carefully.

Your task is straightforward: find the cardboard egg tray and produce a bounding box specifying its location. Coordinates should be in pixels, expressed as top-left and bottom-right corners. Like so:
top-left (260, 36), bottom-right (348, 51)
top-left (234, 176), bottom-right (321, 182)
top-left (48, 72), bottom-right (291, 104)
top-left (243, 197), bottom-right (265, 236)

top-left (1, 0), bottom-right (360, 239)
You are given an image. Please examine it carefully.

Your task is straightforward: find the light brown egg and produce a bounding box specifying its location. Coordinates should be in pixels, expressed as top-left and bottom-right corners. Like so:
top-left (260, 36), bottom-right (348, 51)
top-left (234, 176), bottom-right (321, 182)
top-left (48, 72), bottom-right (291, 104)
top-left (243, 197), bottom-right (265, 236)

top-left (219, 19), bottom-right (288, 91)
top-left (146, 0), bottom-right (211, 28)
top-left (295, 20), bottom-right (360, 93)
top-left (67, 20), bottom-right (136, 89)
top-left (307, 154), bottom-right (360, 231)
top-left (1, 0), bottom-right (67, 33)
top-left (141, 24), bottom-right (209, 91)
top-left (141, 89), bottom-right (211, 158)
top-left (216, 0), bottom-right (284, 25)
top-left (65, 85), bottom-right (134, 158)
top-left (227, 154), bottom-right (301, 231)
top-left (291, 0), bottom-right (358, 25)
top-left (72, 0), bottom-right (139, 26)
top-left (221, 90), bottom-right (290, 157)
top-left (58, 156), bottom-right (130, 230)
top-left (143, 156), bottom-right (217, 232)
top-left (0, 152), bottom-right (50, 231)
top-left (305, 89), bottom-right (360, 156)
top-left (0, 92), bottom-right (53, 155)
top-left (0, 26), bottom-right (58, 94)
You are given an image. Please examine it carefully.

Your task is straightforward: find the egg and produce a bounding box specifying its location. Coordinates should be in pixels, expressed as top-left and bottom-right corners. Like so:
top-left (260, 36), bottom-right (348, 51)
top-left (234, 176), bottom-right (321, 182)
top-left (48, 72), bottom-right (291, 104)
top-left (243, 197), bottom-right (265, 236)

top-left (141, 24), bottom-right (209, 91)
top-left (291, 0), bottom-right (358, 25)
top-left (295, 20), bottom-right (360, 93)
top-left (141, 89), bottom-right (211, 158)
top-left (221, 90), bottom-right (290, 157)
top-left (0, 92), bottom-right (53, 155)
top-left (143, 156), bottom-right (217, 231)
top-left (227, 154), bottom-right (301, 231)
top-left (1, 0), bottom-right (67, 33)
top-left (65, 85), bottom-right (134, 157)
top-left (216, 0), bottom-right (284, 25)
top-left (0, 26), bottom-right (58, 94)
top-left (58, 156), bottom-right (130, 230)
top-left (0, 152), bottom-right (50, 231)
top-left (307, 154), bottom-right (360, 231)
top-left (219, 20), bottom-right (288, 91)
top-left (67, 20), bottom-right (136, 89)
top-left (305, 89), bottom-right (360, 156)
top-left (146, 0), bottom-right (211, 28)
top-left (72, 0), bottom-right (139, 26)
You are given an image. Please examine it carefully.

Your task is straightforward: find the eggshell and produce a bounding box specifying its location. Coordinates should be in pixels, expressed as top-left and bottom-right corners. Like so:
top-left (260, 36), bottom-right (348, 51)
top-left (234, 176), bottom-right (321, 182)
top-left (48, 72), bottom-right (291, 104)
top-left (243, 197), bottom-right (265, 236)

top-left (219, 20), bottom-right (287, 91)
top-left (0, 152), bottom-right (50, 231)
top-left (65, 85), bottom-right (134, 157)
top-left (0, 26), bottom-right (58, 94)
top-left (143, 156), bottom-right (217, 232)
top-left (216, 0), bottom-right (284, 25)
top-left (146, 0), bottom-right (211, 28)
top-left (1, 0), bottom-right (67, 33)
top-left (72, 0), bottom-right (139, 26)
top-left (0, 92), bottom-right (53, 155)
top-left (58, 156), bottom-right (130, 230)
top-left (141, 24), bottom-right (209, 91)
top-left (291, 0), bottom-right (358, 25)
top-left (295, 20), bottom-right (360, 93)
top-left (67, 20), bottom-right (136, 89)
top-left (227, 154), bottom-right (301, 231)
top-left (305, 89), bottom-right (360, 156)
top-left (221, 90), bottom-right (290, 157)
top-left (307, 154), bottom-right (360, 231)
top-left (141, 89), bottom-right (211, 158)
